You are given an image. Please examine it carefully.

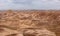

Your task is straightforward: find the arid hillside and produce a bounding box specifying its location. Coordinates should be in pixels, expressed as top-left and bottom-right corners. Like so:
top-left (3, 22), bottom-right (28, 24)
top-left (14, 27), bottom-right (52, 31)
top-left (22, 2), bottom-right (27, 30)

top-left (0, 10), bottom-right (60, 36)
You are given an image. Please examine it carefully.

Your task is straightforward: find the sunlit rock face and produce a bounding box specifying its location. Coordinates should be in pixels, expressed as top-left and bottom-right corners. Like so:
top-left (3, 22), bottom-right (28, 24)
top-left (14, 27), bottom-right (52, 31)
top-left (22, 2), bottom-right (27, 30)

top-left (23, 29), bottom-right (56, 36)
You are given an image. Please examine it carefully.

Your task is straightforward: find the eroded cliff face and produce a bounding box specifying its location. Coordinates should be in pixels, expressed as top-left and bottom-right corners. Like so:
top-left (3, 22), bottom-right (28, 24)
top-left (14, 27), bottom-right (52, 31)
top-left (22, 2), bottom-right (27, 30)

top-left (0, 10), bottom-right (60, 36)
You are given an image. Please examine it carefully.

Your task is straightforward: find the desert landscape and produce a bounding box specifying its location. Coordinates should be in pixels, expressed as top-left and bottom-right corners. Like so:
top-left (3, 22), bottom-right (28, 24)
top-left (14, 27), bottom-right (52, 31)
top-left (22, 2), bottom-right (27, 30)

top-left (0, 10), bottom-right (60, 36)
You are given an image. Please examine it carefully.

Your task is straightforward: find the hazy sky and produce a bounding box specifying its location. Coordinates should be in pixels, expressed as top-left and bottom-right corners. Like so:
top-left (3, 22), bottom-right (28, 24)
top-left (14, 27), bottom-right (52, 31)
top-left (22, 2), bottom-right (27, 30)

top-left (0, 0), bottom-right (60, 10)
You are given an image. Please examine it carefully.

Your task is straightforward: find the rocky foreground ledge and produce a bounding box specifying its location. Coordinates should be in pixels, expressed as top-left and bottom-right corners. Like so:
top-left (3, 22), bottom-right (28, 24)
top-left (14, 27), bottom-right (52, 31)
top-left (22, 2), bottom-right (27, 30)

top-left (0, 10), bottom-right (60, 36)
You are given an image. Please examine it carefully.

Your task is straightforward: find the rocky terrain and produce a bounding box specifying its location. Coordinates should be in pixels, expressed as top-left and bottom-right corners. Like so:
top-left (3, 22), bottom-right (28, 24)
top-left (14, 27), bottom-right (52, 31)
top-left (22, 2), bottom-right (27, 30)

top-left (0, 10), bottom-right (60, 36)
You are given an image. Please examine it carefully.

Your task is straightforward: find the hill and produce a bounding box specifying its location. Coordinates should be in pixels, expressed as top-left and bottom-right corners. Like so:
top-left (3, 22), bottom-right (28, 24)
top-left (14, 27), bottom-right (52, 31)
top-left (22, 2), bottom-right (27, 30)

top-left (0, 10), bottom-right (60, 36)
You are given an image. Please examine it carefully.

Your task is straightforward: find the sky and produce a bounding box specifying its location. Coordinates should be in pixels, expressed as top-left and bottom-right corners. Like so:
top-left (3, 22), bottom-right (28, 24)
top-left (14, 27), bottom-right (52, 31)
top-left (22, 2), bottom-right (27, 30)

top-left (0, 0), bottom-right (60, 10)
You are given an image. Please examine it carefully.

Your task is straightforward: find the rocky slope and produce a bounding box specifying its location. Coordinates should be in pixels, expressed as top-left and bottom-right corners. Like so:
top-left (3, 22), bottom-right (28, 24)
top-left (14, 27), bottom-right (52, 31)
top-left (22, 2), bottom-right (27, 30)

top-left (0, 10), bottom-right (60, 36)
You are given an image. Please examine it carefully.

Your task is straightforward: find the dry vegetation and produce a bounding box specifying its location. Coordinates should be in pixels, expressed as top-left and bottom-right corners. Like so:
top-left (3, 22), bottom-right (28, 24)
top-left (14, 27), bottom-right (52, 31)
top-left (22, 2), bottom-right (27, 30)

top-left (0, 10), bottom-right (60, 36)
